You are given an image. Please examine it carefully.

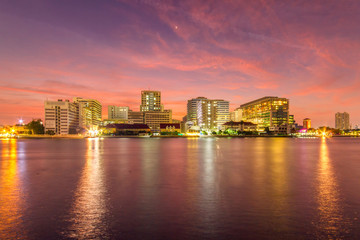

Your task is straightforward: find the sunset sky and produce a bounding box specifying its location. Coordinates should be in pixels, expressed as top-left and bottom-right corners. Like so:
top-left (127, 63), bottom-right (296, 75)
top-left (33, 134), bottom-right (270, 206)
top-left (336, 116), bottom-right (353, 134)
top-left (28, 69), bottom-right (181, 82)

top-left (1, 0), bottom-right (359, 127)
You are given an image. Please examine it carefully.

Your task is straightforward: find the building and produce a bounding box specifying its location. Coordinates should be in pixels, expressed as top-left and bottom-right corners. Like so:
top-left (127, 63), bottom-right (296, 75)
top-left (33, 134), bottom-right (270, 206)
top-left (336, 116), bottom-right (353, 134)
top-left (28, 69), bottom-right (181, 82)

top-left (44, 99), bottom-right (79, 134)
top-left (108, 106), bottom-right (129, 119)
top-left (160, 123), bottom-right (181, 133)
top-left (187, 97), bottom-right (230, 131)
top-left (335, 112), bottom-right (350, 130)
top-left (78, 102), bottom-right (92, 129)
top-left (303, 118), bottom-right (311, 129)
top-left (74, 97), bottom-right (102, 126)
top-left (106, 123), bottom-right (150, 135)
top-left (140, 90), bottom-right (163, 112)
top-left (240, 96), bottom-right (289, 130)
top-left (221, 121), bottom-right (257, 132)
top-left (128, 111), bottom-right (144, 124)
top-left (230, 107), bottom-right (243, 122)
top-left (144, 110), bottom-right (172, 132)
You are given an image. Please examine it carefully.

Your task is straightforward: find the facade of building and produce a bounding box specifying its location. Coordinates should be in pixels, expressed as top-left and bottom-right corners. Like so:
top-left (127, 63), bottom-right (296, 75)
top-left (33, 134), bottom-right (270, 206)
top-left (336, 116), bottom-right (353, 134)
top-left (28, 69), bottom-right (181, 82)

top-left (128, 111), bottom-right (144, 124)
top-left (240, 96), bottom-right (289, 130)
top-left (187, 97), bottom-right (230, 131)
top-left (44, 99), bottom-right (79, 134)
top-left (140, 90), bottom-right (163, 112)
top-left (230, 108), bottom-right (243, 122)
top-left (74, 97), bottom-right (102, 126)
top-left (105, 123), bottom-right (150, 135)
top-left (144, 110), bottom-right (172, 132)
top-left (335, 112), bottom-right (350, 130)
top-left (108, 106), bottom-right (129, 120)
top-left (303, 118), bottom-right (311, 129)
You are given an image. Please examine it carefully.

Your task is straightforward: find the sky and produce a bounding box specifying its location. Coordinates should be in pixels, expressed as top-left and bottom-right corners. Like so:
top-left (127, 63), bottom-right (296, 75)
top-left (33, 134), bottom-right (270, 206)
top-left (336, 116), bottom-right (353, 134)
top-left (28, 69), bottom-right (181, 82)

top-left (0, 0), bottom-right (359, 127)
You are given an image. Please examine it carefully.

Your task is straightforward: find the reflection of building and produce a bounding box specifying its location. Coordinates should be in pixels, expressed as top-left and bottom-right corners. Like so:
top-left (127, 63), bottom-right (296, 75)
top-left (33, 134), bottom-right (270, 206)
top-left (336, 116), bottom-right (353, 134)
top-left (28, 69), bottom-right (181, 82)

top-left (44, 99), bottom-right (79, 134)
top-left (144, 110), bottom-right (172, 132)
top-left (74, 97), bottom-right (102, 126)
top-left (187, 97), bottom-right (230, 130)
top-left (140, 90), bottom-right (163, 112)
top-left (108, 106), bottom-right (129, 120)
top-left (240, 96), bottom-right (289, 130)
top-left (221, 121), bottom-right (257, 132)
top-left (335, 112), bottom-right (350, 130)
top-left (303, 118), bottom-right (311, 129)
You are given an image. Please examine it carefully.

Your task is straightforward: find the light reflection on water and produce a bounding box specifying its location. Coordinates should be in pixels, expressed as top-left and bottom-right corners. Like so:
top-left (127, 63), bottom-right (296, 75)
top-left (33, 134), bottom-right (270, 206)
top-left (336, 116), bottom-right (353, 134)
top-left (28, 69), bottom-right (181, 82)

top-left (315, 137), bottom-right (346, 238)
top-left (66, 138), bottom-right (108, 239)
top-left (0, 139), bottom-right (25, 239)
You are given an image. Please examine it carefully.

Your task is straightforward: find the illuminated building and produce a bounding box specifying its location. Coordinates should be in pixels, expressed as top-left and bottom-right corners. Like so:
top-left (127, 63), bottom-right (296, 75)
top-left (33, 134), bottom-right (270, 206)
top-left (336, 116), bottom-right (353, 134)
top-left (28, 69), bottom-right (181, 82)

top-left (73, 97), bottom-right (102, 126)
top-left (44, 99), bottom-right (79, 134)
top-left (303, 118), bottom-right (311, 129)
top-left (140, 90), bottom-right (163, 112)
top-left (230, 107), bottom-right (243, 122)
top-left (144, 110), bottom-right (172, 132)
top-left (240, 96), bottom-right (289, 130)
top-left (289, 115), bottom-right (295, 125)
top-left (221, 121), bottom-right (257, 132)
top-left (160, 123), bottom-right (181, 133)
top-left (106, 123), bottom-right (150, 135)
top-left (335, 112), bottom-right (350, 130)
top-left (187, 97), bottom-right (230, 130)
top-left (108, 106), bottom-right (129, 119)
top-left (78, 102), bottom-right (92, 129)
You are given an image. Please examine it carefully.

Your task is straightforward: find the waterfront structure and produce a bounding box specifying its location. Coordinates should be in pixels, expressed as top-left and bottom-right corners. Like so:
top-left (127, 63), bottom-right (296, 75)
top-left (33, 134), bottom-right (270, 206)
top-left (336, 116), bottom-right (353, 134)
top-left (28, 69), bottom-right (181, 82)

top-left (74, 97), bottom-right (102, 126)
top-left (303, 118), bottom-right (311, 129)
top-left (160, 123), bottom-right (181, 133)
top-left (108, 106), bottom-right (129, 119)
top-left (140, 90), bottom-right (163, 112)
top-left (221, 121), bottom-right (257, 132)
top-left (240, 96), bottom-right (289, 130)
top-left (335, 112), bottom-right (350, 130)
top-left (44, 99), bottom-right (79, 134)
top-left (144, 110), bottom-right (172, 132)
top-left (105, 123), bottom-right (150, 135)
top-left (187, 97), bottom-right (230, 131)
top-left (101, 119), bottom-right (130, 126)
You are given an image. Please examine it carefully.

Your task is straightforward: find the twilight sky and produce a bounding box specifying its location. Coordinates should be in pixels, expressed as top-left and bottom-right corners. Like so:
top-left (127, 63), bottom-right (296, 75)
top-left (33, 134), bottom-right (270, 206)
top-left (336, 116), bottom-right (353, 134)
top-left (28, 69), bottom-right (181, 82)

top-left (1, 0), bottom-right (359, 127)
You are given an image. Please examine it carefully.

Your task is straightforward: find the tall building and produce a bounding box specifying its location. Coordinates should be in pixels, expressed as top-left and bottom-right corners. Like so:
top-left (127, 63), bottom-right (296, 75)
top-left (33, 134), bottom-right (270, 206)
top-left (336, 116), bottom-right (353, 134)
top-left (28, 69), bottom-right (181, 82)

top-left (74, 97), bottom-right (102, 126)
top-left (108, 106), bottom-right (129, 119)
top-left (187, 97), bottom-right (207, 124)
top-left (240, 96), bottom-right (289, 130)
top-left (303, 118), bottom-right (311, 129)
top-left (335, 112), bottom-right (350, 130)
top-left (187, 97), bottom-right (230, 130)
top-left (78, 102), bottom-right (92, 129)
top-left (44, 99), bottom-right (79, 134)
top-left (140, 90), bottom-right (163, 112)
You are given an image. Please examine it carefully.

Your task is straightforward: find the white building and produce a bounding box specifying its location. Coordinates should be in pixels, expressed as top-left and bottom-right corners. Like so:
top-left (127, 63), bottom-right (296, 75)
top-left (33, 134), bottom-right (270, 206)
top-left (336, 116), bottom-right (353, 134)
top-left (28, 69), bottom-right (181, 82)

top-left (335, 112), bottom-right (350, 130)
top-left (73, 97), bottom-right (102, 126)
top-left (44, 99), bottom-right (79, 134)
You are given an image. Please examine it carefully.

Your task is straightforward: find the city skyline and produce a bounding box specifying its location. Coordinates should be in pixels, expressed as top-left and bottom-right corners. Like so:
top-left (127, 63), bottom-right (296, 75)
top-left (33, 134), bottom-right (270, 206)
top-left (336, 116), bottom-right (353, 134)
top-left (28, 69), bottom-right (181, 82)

top-left (1, 1), bottom-right (360, 127)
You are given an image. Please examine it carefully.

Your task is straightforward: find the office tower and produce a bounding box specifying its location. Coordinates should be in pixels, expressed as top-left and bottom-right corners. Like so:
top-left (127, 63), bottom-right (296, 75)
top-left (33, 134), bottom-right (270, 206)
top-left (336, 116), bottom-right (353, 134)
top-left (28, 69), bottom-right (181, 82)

top-left (44, 99), bottom-right (79, 134)
top-left (73, 97), bottom-right (102, 126)
top-left (240, 96), bottom-right (289, 130)
top-left (335, 112), bottom-right (350, 130)
top-left (140, 90), bottom-right (163, 112)
top-left (187, 97), bottom-right (207, 124)
top-left (108, 106), bottom-right (129, 119)
top-left (187, 97), bottom-right (230, 130)
top-left (78, 102), bottom-right (92, 129)
top-left (303, 118), bottom-right (311, 129)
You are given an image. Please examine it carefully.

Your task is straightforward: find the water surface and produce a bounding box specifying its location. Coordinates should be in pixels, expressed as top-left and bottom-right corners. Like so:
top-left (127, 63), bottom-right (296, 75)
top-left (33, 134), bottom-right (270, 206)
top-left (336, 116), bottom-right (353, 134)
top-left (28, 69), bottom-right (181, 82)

top-left (1, 137), bottom-right (360, 239)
